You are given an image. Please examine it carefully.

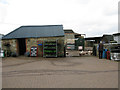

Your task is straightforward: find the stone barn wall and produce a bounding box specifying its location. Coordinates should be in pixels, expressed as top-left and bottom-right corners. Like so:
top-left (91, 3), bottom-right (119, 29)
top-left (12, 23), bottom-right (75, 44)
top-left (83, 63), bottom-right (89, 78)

top-left (2, 36), bottom-right (65, 57)
top-left (26, 37), bottom-right (64, 56)
top-left (26, 37), bottom-right (65, 57)
top-left (2, 39), bottom-right (17, 53)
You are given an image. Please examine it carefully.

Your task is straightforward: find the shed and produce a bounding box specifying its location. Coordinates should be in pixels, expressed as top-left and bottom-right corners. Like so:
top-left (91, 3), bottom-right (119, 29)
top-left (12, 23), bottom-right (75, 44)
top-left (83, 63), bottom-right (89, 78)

top-left (113, 33), bottom-right (120, 44)
top-left (2, 25), bottom-right (65, 57)
top-left (102, 34), bottom-right (114, 43)
top-left (0, 34), bottom-right (4, 49)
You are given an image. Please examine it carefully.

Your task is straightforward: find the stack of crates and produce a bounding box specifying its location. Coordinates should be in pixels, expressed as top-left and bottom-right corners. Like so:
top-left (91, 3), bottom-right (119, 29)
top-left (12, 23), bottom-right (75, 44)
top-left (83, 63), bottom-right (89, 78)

top-left (43, 40), bottom-right (57, 57)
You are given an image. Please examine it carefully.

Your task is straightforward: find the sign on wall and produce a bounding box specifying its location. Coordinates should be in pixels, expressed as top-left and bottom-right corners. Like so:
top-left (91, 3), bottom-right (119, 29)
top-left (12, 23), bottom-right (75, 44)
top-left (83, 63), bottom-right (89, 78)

top-left (30, 46), bottom-right (38, 57)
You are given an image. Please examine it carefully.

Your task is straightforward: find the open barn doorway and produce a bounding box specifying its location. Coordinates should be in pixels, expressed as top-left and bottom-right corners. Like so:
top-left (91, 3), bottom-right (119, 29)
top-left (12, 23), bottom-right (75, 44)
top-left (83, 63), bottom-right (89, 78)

top-left (17, 38), bottom-right (26, 55)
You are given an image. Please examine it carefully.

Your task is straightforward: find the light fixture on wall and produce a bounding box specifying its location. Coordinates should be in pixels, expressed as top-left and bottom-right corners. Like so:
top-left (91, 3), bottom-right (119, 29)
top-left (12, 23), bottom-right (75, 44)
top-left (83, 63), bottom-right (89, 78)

top-left (27, 39), bottom-right (30, 42)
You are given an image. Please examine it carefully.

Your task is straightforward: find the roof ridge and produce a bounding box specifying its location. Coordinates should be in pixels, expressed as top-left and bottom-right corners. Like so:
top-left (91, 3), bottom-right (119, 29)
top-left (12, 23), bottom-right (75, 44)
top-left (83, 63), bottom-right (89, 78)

top-left (21, 25), bottom-right (63, 27)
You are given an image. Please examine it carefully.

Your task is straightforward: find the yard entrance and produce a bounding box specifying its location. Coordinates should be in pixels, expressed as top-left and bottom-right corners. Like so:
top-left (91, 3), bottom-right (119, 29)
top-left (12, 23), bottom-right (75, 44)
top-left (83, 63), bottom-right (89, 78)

top-left (17, 38), bottom-right (26, 55)
top-left (66, 50), bottom-right (80, 57)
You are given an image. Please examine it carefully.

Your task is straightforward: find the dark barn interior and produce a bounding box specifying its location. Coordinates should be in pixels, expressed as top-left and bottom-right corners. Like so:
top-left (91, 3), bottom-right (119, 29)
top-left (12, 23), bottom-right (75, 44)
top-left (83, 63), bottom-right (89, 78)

top-left (18, 38), bottom-right (26, 55)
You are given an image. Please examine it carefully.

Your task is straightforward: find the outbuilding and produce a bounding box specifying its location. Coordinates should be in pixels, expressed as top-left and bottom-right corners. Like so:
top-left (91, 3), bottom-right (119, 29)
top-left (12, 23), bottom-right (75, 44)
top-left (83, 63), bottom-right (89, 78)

top-left (0, 34), bottom-right (4, 50)
top-left (113, 33), bottom-right (120, 44)
top-left (2, 25), bottom-right (65, 57)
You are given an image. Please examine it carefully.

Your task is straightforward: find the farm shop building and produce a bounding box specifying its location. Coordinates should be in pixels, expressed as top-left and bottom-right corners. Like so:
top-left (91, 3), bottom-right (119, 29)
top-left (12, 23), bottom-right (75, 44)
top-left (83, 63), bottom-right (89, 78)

top-left (2, 25), bottom-right (65, 57)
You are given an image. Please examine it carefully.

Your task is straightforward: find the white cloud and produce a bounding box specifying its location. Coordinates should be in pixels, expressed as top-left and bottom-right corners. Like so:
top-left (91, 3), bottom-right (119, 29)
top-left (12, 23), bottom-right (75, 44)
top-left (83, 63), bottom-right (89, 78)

top-left (0, 0), bottom-right (8, 23)
top-left (0, 0), bottom-right (119, 37)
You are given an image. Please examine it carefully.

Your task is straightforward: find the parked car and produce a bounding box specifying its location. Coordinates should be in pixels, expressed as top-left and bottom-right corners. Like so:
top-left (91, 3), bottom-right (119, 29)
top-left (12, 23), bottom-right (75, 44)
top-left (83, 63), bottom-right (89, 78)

top-left (66, 44), bottom-right (75, 50)
top-left (110, 44), bottom-right (120, 60)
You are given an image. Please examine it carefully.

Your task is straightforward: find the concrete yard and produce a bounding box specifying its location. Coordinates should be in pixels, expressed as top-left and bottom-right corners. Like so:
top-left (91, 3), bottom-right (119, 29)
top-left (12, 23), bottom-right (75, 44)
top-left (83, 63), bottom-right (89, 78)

top-left (2, 56), bottom-right (118, 88)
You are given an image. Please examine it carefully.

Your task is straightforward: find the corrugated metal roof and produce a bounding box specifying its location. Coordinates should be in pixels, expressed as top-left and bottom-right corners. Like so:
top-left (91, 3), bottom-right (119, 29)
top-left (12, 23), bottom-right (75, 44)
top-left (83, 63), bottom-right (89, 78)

top-left (113, 33), bottom-right (120, 36)
top-left (64, 29), bottom-right (74, 33)
top-left (102, 35), bottom-right (114, 42)
top-left (2, 25), bottom-right (64, 39)
top-left (85, 37), bottom-right (102, 40)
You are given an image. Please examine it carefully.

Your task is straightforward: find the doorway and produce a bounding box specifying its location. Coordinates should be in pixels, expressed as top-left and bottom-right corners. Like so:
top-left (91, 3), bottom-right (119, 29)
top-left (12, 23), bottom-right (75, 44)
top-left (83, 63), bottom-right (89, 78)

top-left (17, 38), bottom-right (26, 55)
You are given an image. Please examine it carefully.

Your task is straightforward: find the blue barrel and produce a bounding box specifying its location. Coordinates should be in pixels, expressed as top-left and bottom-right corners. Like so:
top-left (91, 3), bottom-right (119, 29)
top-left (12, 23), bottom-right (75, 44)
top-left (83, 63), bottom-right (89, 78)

top-left (102, 49), bottom-right (107, 58)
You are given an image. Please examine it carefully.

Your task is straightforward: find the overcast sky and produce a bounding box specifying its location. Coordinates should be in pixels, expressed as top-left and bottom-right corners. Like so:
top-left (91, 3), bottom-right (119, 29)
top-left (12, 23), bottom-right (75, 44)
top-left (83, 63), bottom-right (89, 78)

top-left (0, 0), bottom-right (119, 37)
